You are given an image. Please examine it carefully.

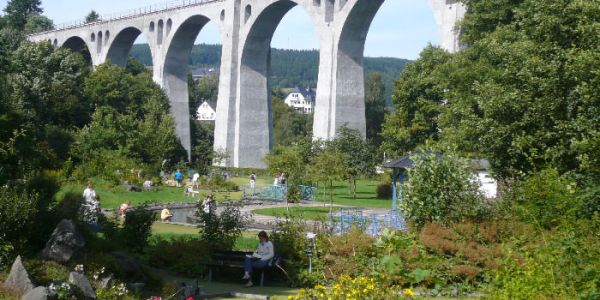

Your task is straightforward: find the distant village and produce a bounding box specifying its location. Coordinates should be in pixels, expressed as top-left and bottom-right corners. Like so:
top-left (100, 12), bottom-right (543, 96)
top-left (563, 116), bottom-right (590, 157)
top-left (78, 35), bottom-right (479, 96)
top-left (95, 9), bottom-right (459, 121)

top-left (192, 67), bottom-right (316, 121)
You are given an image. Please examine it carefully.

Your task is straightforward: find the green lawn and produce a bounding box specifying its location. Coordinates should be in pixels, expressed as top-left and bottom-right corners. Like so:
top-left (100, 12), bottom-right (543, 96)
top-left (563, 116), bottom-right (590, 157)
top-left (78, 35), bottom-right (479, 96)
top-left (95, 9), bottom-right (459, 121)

top-left (311, 179), bottom-right (393, 209)
top-left (253, 206), bottom-right (352, 221)
top-left (151, 223), bottom-right (258, 251)
top-left (57, 177), bottom-right (393, 210)
top-left (57, 182), bottom-right (243, 209)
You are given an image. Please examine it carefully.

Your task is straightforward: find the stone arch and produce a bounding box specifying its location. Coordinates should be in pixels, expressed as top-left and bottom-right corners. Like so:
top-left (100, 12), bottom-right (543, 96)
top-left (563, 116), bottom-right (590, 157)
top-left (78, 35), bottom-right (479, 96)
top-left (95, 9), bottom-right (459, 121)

top-left (330, 0), bottom-right (384, 138)
top-left (62, 36), bottom-right (93, 65)
top-left (237, 0), bottom-right (321, 167)
top-left (105, 26), bottom-right (144, 67)
top-left (162, 14), bottom-right (218, 158)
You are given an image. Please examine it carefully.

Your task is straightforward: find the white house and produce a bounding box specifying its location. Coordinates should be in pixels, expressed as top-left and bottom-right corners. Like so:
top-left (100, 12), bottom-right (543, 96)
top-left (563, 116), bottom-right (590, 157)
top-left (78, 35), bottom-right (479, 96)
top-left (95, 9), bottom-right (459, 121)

top-left (284, 87), bottom-right (316, 114)
top-left (196, 101), bottom-right (216, 121)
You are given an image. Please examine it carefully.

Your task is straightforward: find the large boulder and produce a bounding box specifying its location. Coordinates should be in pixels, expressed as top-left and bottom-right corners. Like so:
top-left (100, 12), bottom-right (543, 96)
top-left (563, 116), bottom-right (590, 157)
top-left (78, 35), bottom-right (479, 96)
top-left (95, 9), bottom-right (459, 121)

top-left (21, 286), bottom-right (49, 300)
top-left (4, 256), bottom-right (35, 295)
top-left (68, 272), bottom-right (96, 299)
top-left (110, 252), bottom-right (147, 283)
top-left (41, 219), bottom-right (85, 263)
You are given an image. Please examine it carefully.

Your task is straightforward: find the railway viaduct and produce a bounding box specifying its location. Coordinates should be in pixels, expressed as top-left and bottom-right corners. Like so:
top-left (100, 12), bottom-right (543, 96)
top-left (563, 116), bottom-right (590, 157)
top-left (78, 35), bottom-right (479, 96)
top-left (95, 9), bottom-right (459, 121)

top-left (29, 0), bottom-right (465, 168)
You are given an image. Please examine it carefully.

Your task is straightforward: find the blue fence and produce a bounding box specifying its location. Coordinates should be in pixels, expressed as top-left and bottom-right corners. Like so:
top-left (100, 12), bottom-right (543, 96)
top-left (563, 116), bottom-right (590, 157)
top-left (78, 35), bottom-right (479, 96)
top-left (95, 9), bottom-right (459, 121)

top-left (337, 208), bottom-right (407, 236)
top-left (241, 184), bottom-right (317, 201)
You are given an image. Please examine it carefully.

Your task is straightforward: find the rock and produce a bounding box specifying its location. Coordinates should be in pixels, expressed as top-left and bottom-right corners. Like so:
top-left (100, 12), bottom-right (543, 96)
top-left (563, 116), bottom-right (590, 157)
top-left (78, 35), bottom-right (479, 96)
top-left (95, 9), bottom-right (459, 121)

top-left (110, 252), bottom-right (147, 283)
top-left (68, 272), bottom-right (96, 299)
top-left (451, 289), bottom-right (459, 297)
top-left (99, 274), bottom-right (114, 289)
top-left (41, 219), bottom-right (85, 264)
top-left (123, 182), bottom-right (141, 192)
top-left (4, 256), bottom-right (35, 295)
top-left (21, 286), bottom-right (49, 300)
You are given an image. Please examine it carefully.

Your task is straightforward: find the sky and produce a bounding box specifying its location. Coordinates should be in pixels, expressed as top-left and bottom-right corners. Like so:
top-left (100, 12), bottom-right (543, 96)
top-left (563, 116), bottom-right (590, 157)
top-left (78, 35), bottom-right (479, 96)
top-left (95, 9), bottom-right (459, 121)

top-left (0, 0), bottom-right (438, 59)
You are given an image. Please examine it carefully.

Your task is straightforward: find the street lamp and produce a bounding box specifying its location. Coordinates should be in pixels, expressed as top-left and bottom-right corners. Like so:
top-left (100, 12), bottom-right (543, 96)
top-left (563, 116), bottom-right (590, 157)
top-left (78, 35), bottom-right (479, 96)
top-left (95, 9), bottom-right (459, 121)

top-left (306, 232), bottom-right (317, 273)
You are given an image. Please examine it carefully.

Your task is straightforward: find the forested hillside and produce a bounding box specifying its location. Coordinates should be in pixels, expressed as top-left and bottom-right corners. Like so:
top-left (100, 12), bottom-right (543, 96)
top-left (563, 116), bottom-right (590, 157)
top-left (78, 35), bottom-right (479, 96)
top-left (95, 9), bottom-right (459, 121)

top-left (130, 43), bottom-right (410, 103)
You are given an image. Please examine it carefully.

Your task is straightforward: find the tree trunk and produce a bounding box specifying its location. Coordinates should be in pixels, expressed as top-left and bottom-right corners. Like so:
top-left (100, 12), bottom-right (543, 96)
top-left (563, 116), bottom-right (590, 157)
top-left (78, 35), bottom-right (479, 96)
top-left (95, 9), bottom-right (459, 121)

top-left (353, 177), bottom-right (357, 199)
top-left (329, 179), bottom-right (333, 214)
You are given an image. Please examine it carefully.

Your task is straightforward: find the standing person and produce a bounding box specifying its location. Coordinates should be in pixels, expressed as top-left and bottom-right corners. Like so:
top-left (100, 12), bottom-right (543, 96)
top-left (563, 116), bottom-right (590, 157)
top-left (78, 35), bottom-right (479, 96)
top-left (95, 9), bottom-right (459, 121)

top-left (174, 169), bottom-right (183, 187)
top-left (250, 172), bottom-right (257, 191)
top-left (192, 172), bottom-right (200, 189)
top-left (242, 231), bottom-right (274, 287)
top-left (82, 182), bottom-right (100, 230)
top-left (202, 193), bottom-right (215, 214)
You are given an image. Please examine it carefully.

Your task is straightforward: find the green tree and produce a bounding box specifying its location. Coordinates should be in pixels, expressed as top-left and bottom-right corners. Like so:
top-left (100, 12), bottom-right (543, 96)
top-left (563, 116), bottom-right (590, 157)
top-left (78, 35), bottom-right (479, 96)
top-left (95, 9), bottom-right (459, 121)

top-left (440, 0), bottom-right (600, 179)
top-left (330, 126), bottom-right (377, 198)
top-left (380, 45), bottom-right (451, 157)
top-left (307, 142), bottom-right (345, 210)
top-left (23, 14), bottom-right (53, 33)
top-left (85, 10), bottom-right (100, 23)
top-left (364, 72), bottom-right (386, 144)
top-left (272, 89), bottom-right (312, 147)
top-left (3, 0), bottom-right (43, 30)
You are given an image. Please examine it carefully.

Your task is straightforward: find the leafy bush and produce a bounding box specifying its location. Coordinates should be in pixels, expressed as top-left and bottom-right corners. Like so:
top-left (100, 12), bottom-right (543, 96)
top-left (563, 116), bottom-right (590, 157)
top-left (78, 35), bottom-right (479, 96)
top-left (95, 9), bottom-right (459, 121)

top-left (510, 168), bottom-right (579, 229)
top-left (52, 191), bottom-right (84, 222)
top-left (488, 218), bottom-right (600, 299)
top-left (401, 151), bottom-right (484, 227)
top-left (121, 205), bottom-right (156, 253)
top-left (376, 183), bottom-right (392, 199)
top-left (25, 259), bottom-right (70, 286)
top-left (197, 203), bottom-right (248, 251)
top-left (207, 174), bottom-right (239, 191)
top-left (292, 276), bottom-right (412, 300)
top-left (0, 186), bottom-right (39, 259)
top-left (577, 184), bottom-right (600, 219)
top-left (270, 219), bottom-right (309, 285)
top-left (143, 236), bottom-right (210, 277)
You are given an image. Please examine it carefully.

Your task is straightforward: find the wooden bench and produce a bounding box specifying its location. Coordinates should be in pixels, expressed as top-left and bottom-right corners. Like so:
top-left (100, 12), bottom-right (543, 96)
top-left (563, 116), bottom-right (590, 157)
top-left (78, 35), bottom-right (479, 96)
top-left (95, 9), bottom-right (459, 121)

top-left (205, 251), bottom-right (284, 287)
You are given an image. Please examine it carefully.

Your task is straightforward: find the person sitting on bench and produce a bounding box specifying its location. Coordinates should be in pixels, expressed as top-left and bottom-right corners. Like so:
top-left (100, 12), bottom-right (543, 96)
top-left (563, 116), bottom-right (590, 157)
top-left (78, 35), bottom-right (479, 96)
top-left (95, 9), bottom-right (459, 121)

top-left (242, 231), bottom-right (274, 287)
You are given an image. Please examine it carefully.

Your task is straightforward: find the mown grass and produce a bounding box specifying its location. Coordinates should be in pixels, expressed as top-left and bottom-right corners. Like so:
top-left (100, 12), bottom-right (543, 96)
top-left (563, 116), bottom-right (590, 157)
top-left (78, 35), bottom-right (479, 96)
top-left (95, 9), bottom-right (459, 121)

top-left (252, 206), bottom-right (351, 221)
top-left (151, 223), bottom-right (258, 252)
top-left (57, 177), bottom-right (393, 210)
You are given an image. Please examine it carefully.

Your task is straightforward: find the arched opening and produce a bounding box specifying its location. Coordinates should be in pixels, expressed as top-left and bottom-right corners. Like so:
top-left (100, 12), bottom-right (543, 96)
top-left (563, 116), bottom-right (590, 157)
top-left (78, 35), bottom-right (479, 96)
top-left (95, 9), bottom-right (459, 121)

top-left (105, 30), bottom-right (110, 45)
top-left (360, 0), bottom-right (438, 144)
top-left (157, 19), bottom-right (164, 45)
top-left (238, 0), bottom-right (319, 167)
top-left (62, 36), bottom-right (93, 65)
top-left (166, 19), bottom-right (173, 37)
top-left (97, 31), bottom-right (103, 54)
top-left (106, 27), bottom-right (143, 67)
top-left (163, 15), bottom-right (221, 161)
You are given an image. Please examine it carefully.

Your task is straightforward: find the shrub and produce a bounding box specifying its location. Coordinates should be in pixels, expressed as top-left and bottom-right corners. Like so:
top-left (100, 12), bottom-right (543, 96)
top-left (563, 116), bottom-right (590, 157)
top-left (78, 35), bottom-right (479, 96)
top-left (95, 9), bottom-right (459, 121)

top-left (292, 276), bottom-right (411, 300)
top-left (270, 219), bottom-right (309, 285)
top-left (121, 205), bottom-right (155, 253)
top-left (25, 259), bottom-right (70, 286)
top-left (197, 203), bottom-right (248, 251)
top-left (143, 236), bottom-right (210, 278)
top-left (0, 186), bottom-right (39, 259)
top-left (52, 191), bottom-right (84, 222)
top-left (511, 168), bottom-right (579, 229)
top-left (376, 183), bottom-right (392, 199)
top-left (401, 151), bottom-right (484, 227)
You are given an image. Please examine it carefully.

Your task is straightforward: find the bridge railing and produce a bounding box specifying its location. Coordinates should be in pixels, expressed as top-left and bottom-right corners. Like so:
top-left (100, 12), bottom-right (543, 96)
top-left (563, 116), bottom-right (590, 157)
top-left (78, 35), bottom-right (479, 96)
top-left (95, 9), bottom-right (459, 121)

top-left (31, 0), bottom-right (225, 36)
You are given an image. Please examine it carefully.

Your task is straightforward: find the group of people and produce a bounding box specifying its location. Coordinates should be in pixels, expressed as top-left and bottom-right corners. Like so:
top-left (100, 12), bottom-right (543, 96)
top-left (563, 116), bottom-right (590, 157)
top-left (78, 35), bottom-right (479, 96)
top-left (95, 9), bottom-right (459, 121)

top-left (81, 180), bottom-right (275, 289)
top-left (273, 172), bottom-right (287, 187)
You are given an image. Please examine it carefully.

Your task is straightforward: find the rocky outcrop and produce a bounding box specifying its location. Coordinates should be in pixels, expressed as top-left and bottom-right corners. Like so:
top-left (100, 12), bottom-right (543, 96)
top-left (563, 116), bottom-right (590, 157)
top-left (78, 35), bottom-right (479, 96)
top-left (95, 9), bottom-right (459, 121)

top-left (68, 272), bottom-right (96, 299)
top-left (21, 286), bottom-right (49, 300)
top-left (4, 256), bottom-right (35, 295)
top-left (41, 219), bottom-right (85, 263)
